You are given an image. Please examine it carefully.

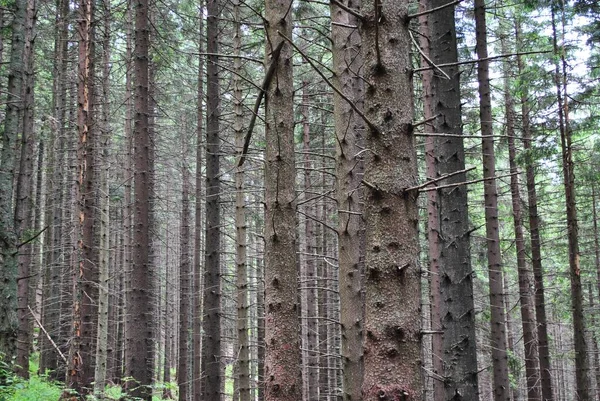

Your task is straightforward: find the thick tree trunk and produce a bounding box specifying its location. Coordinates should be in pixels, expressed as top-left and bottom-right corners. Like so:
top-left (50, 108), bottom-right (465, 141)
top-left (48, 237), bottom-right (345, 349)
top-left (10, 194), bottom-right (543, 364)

top-left (14, 0), bottom-right (36, 378)
top-left (125, 0), bottom-right (154, 394)
top-left (426, 0), bottom-right (481, 399)
top-left (263, 0), bottom-right (301, 399)
top-left (473, 1), bottom-right (511, 399)
top-left (0, 0), bottom-right (26, 361)
top-left (202, 0), bottom-right (221, 398)
top-left (360, 1), bottom-right (422, 399)
top-left (330, 2), bottom-right (365, 400)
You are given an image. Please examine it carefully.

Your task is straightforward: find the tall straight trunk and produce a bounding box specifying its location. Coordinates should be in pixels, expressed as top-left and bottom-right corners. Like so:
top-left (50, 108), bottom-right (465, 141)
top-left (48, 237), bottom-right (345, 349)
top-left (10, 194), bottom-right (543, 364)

top-left (551, 9), bottom-right (589, 400)
top-left (588, 282), bottom-right (600, 401)
top-left (233, 2), bottom-right (250, 400)
top-left (125, 0), bottom-right (153, 394)
top-left (417, 4), bottom-right (443, 400)
top-left (179, 127), bottom-right (191, 401)
top-left (330, 2), bottom-right (365, 400)
top-left (257, 249), bottom-right (265, 401)
top-left (473, 0), bottom-right (511, 399)
top-left (301, 82), bottom-right (319, 401)
top-left (0, 0), bottom-right (26, 361)
top-left (428, 0), bottom-right (481, 399)
top-left (515, 21), bottom-right (554, 401)
top-left (263, 0), bottom-right (301, 399)
top-left (68, 0), bottom-right (98, 392)
top-left (360, 1), bottom-right (421, 399)
top-left (593, 184), bottom-right (600, 400)
top-left (502, 37), bottom-right (541, 401)
top-left (193, 2), bottom-right (204, 399)
top-left (93, 1), bottom-right (112, 392)
top-left (503, 275), bottom-right (520, 401)
top-left (202, 0), bottom-right (221, 398)
top-left (14, 0), bottom-right (36, 378)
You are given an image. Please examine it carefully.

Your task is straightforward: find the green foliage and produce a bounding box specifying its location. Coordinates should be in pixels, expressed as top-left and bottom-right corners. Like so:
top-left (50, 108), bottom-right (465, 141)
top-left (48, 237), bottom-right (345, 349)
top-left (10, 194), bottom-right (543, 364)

top-left (0, 357), bottom-right (62, 401)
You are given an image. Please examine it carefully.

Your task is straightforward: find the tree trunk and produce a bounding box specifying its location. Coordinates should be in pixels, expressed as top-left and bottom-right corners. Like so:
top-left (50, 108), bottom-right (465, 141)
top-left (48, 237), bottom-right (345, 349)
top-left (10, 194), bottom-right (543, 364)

top-left (330, 2), bottom-right (365, 400)
top-left (515, 20), bottom-right (555, 401)
top-left (551, 8), bottom-right (590, 400)
top-left (593, 184), bottom-right (600, 401)
top-left (202, 0), bottom-right (221, 398)
top-left (233, 3), bottom-right (250, 399)
top-left (125, 0), bottom-right (154, 394)
top-left (0, 0), bottom-right (26, 361)
top-left (14, 0), bottom-right (36, 378)
top-left (193, 3), bottom-right (205, 400)
top-left (360, 1), bottom-right (422, 399)
top-left (178, 125), bottom-right (191, 401)
top-left (263, 0), bottom-right (301, 399)
top-left (502, 35), bottom-right (541, 401)
top-left (473, 0), bottom-right (511, 398)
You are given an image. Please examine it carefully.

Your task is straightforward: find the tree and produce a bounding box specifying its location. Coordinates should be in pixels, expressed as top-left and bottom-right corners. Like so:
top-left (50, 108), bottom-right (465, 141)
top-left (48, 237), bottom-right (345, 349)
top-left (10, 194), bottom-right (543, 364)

top-left (330, 2), bottom-right (365, 400)
top-left (263, 0), bottom-right (301, 399)
top-left (474, 0), bottom-right (511, 398)
top-left (360, 1), bottom-right (422, 399)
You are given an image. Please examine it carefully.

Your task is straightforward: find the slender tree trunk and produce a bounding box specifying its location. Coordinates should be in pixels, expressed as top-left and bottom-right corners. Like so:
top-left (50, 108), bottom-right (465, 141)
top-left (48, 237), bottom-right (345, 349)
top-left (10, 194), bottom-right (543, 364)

top-left (592, 184), bottom-right (600, 401)
top-left (360, 1), bottom-right (421, 399)
top-left (502, 35), bottom-right (541, 401)
top-left (474, 1), bottom-right (511, 399)
top-left (202, 0), bottom-right (221, 398)
top-left (193, 2), bottom-right (205, 399)
top-left (233, 3), bottom-right (250, 400)
top-left (550, 8), bottom-right (590, 400)
top-left (514, 22), bottom-right (554, 401)
top-left (330, 2), bottom-right (365, 400)
top-left (125, 0), bottom-right (153, 394)
top-left (0, 0), bottom-right (26, 361)
top-left (179, 125), bottom-right (191, 401)
top-left (263, 0), bottom-right (301, 399)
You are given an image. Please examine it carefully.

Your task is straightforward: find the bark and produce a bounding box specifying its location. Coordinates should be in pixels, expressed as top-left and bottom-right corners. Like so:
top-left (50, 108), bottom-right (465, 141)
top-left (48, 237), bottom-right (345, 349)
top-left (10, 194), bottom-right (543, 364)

top-left (502, 36), bottom-right (541, 401)
top-left (233, 3), bottom-right (250, 400)
top-left (0, 0), bottom-right (26, 361)
top-left (588, 283), bottom-right (600, 401)
top-left (551, 8), bottom-right (590, 400)
top-left (263, 0), bottom-right (301, 399)
top-left (193, 2), bottom-right (205, 399)
top-left (428, 0), bottom-right (480, 399)
top-left (503, 275), bottom-right (519, 401)
top-left (514, 23), bottom-right (554, 401)
top-left (202, 0), bottom-right (221, 398)
top-left (474, 0), bottom-right (511, 399)
top-left (360, 1), bottom-right (421, 399)
top-left (179, 126), bottom-right (191, 401)
top-left (417, 3), bottom-right (443, 400)
top-left (330, 2), bottom-right (365, 400)
top-left (125, 0), bottom-right (154, 394)
top-left (301, 82), bottom-right (320, 401)
top-left (14, 0), bottom-right (36, 378)
top-left (593, 185), bottom-right (600, 401)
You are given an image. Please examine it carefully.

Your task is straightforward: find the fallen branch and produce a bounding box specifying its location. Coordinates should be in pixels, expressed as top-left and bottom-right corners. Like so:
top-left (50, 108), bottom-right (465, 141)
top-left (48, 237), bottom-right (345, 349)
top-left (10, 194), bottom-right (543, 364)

top-left (28, 305), bottom-right (67, 363)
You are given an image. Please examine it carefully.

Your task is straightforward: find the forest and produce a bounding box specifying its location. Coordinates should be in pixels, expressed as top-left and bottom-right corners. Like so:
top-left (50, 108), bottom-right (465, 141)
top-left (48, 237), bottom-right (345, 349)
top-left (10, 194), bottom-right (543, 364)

top-left (0, 0), bottom-right (599, 400)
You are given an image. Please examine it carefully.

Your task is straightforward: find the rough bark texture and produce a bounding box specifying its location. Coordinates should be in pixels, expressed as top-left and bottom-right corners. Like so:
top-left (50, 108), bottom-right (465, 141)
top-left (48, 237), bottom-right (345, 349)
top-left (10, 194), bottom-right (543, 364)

top-left (179, 134), bottom-right (191, 401)
top-left (330, 2), bottom-right (365, 400)
top-left (502, 45), bottom-right (541, 401)
top-left (515, 21), bottom-right (554, 401)
top-left (0, 0), bottom-right (26, 362)
top-left (473, 1), bottom-right (511, 399)
top-left (233, 4), bottom-right (249, 397)
top-left (193, 3), bottom-right (204, 399)
top-left (263, 0), bottom-right (301, 399)
top-left (125, 0), bottom-right (154, 394)
top-left (360, 1), bottom-right (422, 400)
top-left (427, 1), bottom-right (481, 399)
top-left (551, 9), bottom-right (590, 400)
top-left (14, 0), bottom-right (36, 378)
top-left (202, 0), bottom-right (221, 398)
